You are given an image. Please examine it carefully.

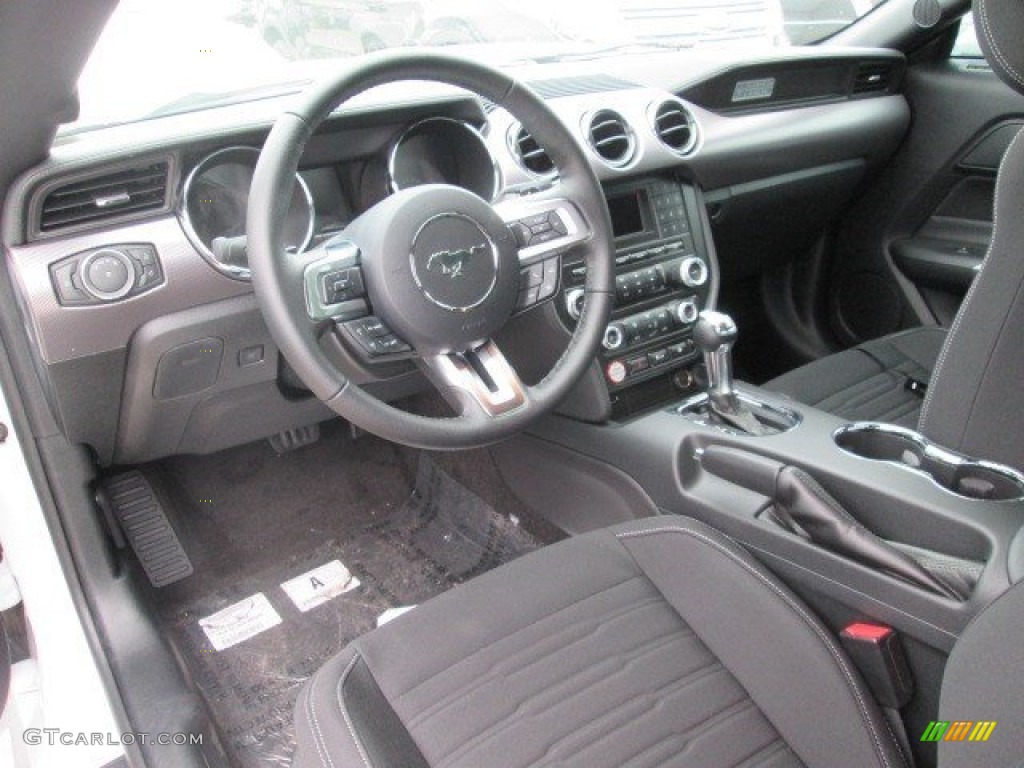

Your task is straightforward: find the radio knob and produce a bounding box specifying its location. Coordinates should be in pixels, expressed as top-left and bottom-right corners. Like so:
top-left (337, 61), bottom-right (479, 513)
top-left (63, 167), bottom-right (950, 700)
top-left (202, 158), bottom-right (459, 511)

top-left (672, 297), bottom-right (700, 326)
top-left (672, 257), bottom-right (709, 288)
top-left (565, 287), bottom-right (585, 320)
top-left (603, 323), bottom-right (626, 351)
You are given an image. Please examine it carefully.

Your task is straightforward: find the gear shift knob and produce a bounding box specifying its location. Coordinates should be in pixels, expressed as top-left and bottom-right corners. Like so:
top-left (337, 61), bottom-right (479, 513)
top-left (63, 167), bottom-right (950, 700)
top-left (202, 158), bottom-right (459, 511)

top-left (693, 310), bottom-right (738, 353)
top-left (694, 311), bottom-right (738, 401)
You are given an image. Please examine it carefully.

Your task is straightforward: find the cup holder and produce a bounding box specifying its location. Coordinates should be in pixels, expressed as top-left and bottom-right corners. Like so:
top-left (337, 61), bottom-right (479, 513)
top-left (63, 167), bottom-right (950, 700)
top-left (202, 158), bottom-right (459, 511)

top-left (834, 422), bottom-right (1024, 502)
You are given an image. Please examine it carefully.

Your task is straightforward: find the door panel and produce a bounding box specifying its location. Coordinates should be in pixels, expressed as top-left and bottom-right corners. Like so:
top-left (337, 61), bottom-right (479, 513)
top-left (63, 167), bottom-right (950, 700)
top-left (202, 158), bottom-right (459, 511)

top-left (826, 26), bottom-right (1024, 344)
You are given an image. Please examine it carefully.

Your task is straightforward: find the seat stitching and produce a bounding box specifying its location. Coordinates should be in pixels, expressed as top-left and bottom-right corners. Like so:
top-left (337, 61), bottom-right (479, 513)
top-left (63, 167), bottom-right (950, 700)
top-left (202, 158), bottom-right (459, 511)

top-left (591, 696), bottom-right (759, 768)
top-left (403, 584), bottom-right (659, 726)
top-left (730, 737), bottom-right (792, 768)
top-left (431, 621), bottom-right (706, 763)
top-left (616, 525), bottom-right (903, 768)
top-left (412, 612), bottom-right (688, 737)
top-left (824, 370), bottom-right (892, 401)
top-left (816, 375), bottom-right (892, 412)
top-left (978, 0), bottom-right (1024, 90)
top-left (447, 655), bottom-right (733, 767)
top-left (304, 676), bottom-right (337, 768)
top-left (920, 127), bottom-right (1024, 431)
top-left (400, 574), bottom-right (644, 700)
top-left (334, 653), bottom-right (373, 768)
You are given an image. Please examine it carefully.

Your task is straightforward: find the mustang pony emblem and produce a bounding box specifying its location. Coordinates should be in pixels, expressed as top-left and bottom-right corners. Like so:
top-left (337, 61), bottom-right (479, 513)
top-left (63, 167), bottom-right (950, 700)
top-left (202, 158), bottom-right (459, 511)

top-left (426, 243), bottom-right (487, 279)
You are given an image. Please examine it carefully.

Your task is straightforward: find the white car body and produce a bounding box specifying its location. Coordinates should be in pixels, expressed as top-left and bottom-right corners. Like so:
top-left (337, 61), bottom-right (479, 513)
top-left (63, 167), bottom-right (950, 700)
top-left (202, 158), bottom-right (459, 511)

top-left (0, 383), bottom-right (120, 768)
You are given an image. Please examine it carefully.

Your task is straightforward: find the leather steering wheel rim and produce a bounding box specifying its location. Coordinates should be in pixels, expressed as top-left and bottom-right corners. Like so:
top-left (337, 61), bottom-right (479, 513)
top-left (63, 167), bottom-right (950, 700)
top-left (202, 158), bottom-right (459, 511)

top-left (247, 52), bottom-right (614, 450)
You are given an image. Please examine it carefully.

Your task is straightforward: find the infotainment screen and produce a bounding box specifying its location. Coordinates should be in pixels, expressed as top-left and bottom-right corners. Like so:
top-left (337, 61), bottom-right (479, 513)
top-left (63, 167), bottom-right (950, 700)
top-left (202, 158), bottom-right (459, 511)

top-left (606, 191), bottom-right (646, 239)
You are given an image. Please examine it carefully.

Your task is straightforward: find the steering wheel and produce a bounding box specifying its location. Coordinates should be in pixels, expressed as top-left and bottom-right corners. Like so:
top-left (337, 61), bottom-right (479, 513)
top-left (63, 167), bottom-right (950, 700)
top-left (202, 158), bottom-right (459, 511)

top-left (248, 52), bottom-right (614, 450)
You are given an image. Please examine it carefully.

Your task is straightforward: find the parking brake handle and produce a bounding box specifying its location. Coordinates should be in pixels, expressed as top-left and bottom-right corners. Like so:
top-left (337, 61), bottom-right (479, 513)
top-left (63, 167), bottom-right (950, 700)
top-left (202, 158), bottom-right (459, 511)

top-left (700, 446), bottom-right (965, 600)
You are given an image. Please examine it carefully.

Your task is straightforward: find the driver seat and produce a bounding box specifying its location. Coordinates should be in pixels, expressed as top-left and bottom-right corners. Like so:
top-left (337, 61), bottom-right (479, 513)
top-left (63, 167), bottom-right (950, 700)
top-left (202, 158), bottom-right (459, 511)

top-left (292, 516), bottom-right (1023, 767)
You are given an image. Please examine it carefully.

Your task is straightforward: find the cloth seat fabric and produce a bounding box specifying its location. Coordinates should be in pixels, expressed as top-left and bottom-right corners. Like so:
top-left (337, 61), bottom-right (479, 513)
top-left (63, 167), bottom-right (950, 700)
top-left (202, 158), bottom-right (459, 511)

top-left (764, 326), bottom-right (945, 427)
top-left (293, 516), bottom-right (907, 768)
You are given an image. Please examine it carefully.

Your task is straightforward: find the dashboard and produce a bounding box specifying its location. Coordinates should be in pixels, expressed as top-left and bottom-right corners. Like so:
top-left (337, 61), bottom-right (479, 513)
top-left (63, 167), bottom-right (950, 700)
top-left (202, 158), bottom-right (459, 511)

top-left (1, 49), bottom-right (910, 465)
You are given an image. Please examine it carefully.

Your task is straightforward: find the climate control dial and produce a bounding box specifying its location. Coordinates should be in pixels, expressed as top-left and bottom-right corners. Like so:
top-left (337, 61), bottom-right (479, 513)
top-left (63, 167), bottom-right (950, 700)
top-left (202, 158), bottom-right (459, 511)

top-left (666, 256), bottom-right (709, 288)
top-left (603, 323), bottom-right (627, 351)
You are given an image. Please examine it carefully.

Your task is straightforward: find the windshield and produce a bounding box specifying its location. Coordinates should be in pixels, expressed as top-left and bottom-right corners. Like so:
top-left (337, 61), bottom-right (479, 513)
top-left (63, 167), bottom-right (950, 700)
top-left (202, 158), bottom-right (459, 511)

top-left (68, 0), bottom-right (887, 133)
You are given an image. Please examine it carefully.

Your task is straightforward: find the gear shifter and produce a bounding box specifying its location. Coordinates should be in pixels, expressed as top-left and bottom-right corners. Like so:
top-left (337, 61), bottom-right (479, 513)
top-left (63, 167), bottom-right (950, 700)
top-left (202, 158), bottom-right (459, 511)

top-left (693, 311), bottom-right (768, 435)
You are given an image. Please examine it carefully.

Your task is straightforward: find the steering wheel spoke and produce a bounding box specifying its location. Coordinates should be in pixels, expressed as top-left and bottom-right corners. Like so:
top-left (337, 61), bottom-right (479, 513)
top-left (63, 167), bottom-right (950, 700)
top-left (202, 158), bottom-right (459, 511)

top-left (419, 340), bottom-right (528, 420)
top-left (495, 194), bottom-right (592, 266)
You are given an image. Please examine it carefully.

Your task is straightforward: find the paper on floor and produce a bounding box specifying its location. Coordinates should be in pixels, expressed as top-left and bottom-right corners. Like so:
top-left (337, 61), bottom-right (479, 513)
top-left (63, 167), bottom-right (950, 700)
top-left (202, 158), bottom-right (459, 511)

top-left (281, 559), bottom-right (360, 613)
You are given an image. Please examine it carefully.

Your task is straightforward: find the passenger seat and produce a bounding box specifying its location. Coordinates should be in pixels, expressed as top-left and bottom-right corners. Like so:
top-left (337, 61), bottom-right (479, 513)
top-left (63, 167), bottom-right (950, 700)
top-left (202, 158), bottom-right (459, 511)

top-left (765, 326), bottom-right (945, 427)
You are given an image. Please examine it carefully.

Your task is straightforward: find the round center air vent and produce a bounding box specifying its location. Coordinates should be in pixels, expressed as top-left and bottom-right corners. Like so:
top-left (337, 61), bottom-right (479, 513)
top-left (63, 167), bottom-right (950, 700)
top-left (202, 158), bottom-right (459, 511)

top-left (512, 125), bottom-right (555, 176)
top-left (652, 100), bottom-right (698, 156)
top-left (585, 110), bottom-right (635, 168)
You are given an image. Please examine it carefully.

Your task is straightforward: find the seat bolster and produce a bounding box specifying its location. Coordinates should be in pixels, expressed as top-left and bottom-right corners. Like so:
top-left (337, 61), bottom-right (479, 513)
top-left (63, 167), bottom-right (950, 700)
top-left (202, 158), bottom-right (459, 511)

top-left (615, 517), bottom-right (907, 768)
top-left (937, 580), bottom-right (1024, 767)
top-left (293, 646), bottom-right (431, 768)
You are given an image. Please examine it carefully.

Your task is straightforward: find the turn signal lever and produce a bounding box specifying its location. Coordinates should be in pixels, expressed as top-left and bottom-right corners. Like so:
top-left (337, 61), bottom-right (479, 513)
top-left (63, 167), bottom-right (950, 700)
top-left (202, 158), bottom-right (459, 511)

top-left (693, 311), bottom-right (768, 435)
top-left (700, 445), bottom-right (967, 600)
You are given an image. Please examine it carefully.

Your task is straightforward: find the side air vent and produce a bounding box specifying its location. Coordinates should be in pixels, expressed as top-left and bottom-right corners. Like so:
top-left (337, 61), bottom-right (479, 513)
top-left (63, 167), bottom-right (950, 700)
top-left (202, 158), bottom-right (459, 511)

top-left (38, 160), bottom-right (170, 234)
top-left (512, 125), bottom-right (555, 176)
top-left (852, 61), bottom-right (896, 95)
top-left (586, 110), bottom-right (635, 168)
top-left (652, 100), bottom-right (698, 155)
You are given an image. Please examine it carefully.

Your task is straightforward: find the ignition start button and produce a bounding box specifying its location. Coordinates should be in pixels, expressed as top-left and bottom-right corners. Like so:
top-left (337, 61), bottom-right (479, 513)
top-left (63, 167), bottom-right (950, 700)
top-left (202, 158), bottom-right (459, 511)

top-left (606, 360), bottom-right (627, 385)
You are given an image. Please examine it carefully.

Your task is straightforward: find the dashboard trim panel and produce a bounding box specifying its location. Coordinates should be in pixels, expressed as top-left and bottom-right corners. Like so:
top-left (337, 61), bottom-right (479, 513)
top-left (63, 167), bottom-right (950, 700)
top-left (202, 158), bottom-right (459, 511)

top-left (8, 216), bottom-right (251, 364)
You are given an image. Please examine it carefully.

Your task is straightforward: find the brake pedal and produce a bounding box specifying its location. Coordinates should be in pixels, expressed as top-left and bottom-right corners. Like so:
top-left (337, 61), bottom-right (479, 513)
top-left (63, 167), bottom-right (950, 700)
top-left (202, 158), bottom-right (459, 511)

top-left (104, 471), bottom-right (193, 587)
top-left (268, 423), bottom-right (320, 454)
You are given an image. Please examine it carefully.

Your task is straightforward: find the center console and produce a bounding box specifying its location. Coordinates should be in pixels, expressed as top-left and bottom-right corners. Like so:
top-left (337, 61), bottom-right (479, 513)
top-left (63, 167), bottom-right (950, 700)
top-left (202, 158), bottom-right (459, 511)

top-left (559, 176), bottom-right (717, 416)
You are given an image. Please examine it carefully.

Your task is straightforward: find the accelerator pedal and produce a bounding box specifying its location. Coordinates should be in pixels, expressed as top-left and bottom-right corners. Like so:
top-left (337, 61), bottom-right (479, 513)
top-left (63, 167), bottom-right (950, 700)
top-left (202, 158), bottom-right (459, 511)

top-left (104, 471), bottom-right (193, 587)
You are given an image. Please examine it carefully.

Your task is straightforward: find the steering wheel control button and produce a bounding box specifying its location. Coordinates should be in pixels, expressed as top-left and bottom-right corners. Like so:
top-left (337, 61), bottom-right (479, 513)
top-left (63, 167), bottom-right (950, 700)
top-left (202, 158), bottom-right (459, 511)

top-left (538, 259), bottom-right (560, 301)
top-left (525, 262), bottom-right (544, 288)
top-left (303, 241), bottom-right (370, 322)
top-left (516, 286), bottom-right (541, 310)
top-left (508, 210), bottom-right (569, 248)
top-left (514, 257), bottom-right (561, 313)
top-left (346, 316), bottom-right (391, 339)
top-left (410, 214), bottom-right (498, 312)
top-left (341, 318), bottom-right (411, 358)
top-left (320, 267), bottom-right (365, 305)
top-left (81, 248), bottom-right (134, 300)
top-left (549, 211), bottom-right (568, 236)
top-left (368, 335), bottom-right (412, 355)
